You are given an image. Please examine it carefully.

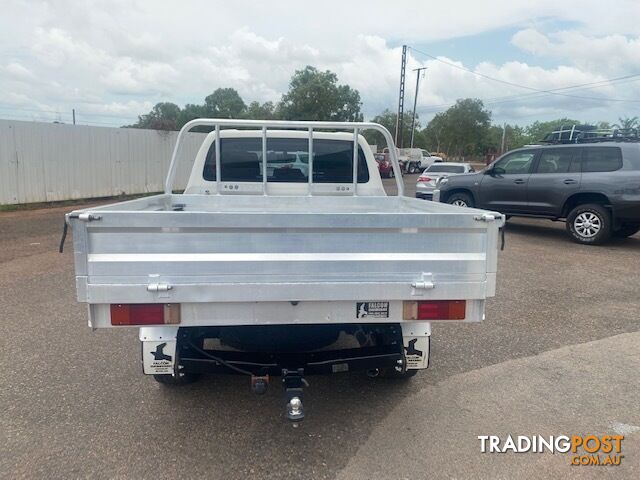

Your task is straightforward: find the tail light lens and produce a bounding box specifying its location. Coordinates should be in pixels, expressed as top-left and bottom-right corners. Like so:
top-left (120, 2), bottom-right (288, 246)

top-left (403, 300), bottom-right (466, 320)
top-left (110, 304), bottom-right (181, 326)
top-left (417, 176), bottom-right (432, 182)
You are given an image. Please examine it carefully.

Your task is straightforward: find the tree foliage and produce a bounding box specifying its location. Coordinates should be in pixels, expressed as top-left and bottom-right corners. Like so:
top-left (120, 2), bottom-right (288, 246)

top-left (421, 99), bottom-right (491, 157)
top-left (128, 102), bottom-right (181, 130)
top-left (277, 66), bottom-right (363, 121)
top-left (126, 66), bottom-right (363, 130)
top-left (614, 116), bottom-right (639, 130)
top-left (364, 109), bottom-right (423, 149)
top-left (522, 118), bottom-right (581, 143)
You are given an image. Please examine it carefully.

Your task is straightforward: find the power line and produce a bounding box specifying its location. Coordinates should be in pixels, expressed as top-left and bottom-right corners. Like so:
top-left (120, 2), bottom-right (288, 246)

top-left (408, 46), bottom-right (640, 103)
top-left (418, 76), bottom-right (640, 114)
top-left (422, 74), bottom-right (640, 111)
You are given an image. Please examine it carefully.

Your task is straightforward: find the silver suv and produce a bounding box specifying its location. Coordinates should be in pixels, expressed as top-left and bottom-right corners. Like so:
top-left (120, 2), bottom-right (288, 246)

top-left (434, 142), bottom-right (640, 245)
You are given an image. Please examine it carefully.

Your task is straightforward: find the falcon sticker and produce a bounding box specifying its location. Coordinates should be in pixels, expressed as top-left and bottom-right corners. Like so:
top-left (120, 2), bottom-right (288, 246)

top-left (356, 301), bottom-right (390, 318)
top-left (142, 340), bottom-right (177, 375)
top-left (403, 336), bottom-right (430, 369)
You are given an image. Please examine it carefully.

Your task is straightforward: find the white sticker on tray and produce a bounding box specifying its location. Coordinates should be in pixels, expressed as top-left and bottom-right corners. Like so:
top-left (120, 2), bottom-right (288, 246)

top-left (142, 340), bottom-right (177, 375)
top-left (356, 301), bottom-right (390, 318)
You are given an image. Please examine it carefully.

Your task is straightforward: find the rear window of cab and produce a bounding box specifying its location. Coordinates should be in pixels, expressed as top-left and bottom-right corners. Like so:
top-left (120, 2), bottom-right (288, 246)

top-left (203, 137), bottom-right (369, 183)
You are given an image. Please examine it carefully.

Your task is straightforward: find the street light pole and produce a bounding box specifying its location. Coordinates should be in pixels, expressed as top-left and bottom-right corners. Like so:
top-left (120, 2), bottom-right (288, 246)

top-left (410, 67), bottom-right (427, 148)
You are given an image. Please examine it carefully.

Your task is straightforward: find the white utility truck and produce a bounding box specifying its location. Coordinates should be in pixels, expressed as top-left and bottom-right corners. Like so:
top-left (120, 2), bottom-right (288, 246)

top-left (65, 119), bottom-right (503, 424)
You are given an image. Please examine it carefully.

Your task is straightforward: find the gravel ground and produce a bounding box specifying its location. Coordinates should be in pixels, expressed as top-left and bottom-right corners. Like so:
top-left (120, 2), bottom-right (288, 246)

top-left (0, 175), bottom-right (638, 479)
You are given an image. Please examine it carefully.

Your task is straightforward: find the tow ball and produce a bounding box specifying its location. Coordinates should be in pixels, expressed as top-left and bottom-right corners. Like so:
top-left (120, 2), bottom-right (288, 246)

top-left (282, 368), bottom-right (308, 426)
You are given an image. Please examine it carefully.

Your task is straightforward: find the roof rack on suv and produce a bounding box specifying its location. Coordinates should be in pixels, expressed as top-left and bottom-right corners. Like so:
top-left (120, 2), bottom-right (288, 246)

top-left (539, 124), bottom-right (639, 144)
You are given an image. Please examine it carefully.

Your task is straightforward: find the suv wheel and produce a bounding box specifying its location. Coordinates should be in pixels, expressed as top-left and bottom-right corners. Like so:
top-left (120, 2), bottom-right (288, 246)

top-left (447, 192), bottom-right (474, 208)
top-left (566, 204), bottom-right (611, 245)
top-left (613, 224), bottom-right (640, 238)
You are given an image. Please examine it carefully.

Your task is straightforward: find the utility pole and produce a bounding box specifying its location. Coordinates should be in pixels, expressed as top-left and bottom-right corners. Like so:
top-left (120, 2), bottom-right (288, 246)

top-left (394, 45), bottom-right (407, 148)
top-left (410, 67), bottom-right (427, 148)
top-left (72, 109), bottom-right (76, 125)
top-left (500, 122), bottom-right (507, 154)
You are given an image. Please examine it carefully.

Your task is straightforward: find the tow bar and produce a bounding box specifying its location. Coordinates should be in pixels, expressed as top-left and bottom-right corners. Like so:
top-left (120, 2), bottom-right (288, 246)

top-left (282, 368), bottom-right (307, 426)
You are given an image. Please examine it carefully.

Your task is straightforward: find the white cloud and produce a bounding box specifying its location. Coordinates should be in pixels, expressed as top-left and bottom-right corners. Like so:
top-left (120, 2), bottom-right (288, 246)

top-left (512, 28), bottom-right (640, 74)
top-left (4, 63), bottom-right (36, 81)
top-left (1, 0), bottom-right (640, 127)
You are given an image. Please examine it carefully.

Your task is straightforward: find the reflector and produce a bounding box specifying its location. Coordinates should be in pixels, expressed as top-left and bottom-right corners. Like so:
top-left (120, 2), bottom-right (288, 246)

top-left (110, 304), bottom-right (181, 326)
top-left (403, 300), bottom-right (466, 320)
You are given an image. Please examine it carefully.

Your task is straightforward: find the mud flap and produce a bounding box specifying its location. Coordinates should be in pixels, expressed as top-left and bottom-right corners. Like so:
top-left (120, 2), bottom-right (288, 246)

top-left (139, 326), bottom-right (179, 375)
top-left (401, 321), bottom-right (431, 370)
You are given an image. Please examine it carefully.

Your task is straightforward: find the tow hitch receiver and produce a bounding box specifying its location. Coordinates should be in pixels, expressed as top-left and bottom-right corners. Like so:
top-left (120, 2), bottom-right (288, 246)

top-left (282, 368), bottom-right (307, 425)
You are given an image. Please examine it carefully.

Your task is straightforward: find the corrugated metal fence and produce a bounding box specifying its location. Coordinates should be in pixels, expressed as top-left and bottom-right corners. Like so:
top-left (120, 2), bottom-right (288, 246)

top-left (0, 119), bottom-right (206, 205)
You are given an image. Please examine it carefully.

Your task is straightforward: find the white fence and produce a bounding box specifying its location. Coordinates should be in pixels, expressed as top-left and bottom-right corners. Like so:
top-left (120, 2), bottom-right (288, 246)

top-left (0, 119), bottom-right (206, 205)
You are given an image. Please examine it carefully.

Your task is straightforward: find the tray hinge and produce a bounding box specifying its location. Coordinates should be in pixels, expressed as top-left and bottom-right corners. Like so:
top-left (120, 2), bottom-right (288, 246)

top-left (411, 272), bottom-right (434, 296)
top-left (474, 213), bottom-right (496, 222)
top-left (147, 283), bottom-right (173, 292)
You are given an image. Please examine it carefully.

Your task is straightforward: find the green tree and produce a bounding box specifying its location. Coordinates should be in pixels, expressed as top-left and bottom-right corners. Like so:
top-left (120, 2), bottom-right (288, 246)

top-left (422, 112), bottom-right (447, 153)
top-left (278, 66), bottom-right (363, 121)
top-left (423, 99), bottom-right (491, 158)
top-left (244, 101), bottom-right (277, 120)
top-left (176, 103), bottom-right (205, 128)
top-left (524, 118), bottom-right (581, 142)
top-left (202, 88), bottom-right (246, 118)
top-left (614, 116), bottom-right (639, 130)
top-left (485, 124), bottom-right (531, 152)
top-left (365, 109), bottom-right (421, 149)
top-left (128, 102), bottom-right (181, 130)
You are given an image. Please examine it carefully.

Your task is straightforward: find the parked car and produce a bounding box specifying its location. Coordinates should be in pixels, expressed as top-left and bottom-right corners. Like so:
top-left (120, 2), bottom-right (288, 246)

top-left (266, 151), bottom-right (309, 179)
top-left (420, 149), bottom-right (444, 167)
top-left (383, 147), bottom-right (413, 173)
top-left (64, 119), bottom-right (504, 424)
top-left (397, 148), bottom-right (443, 173)
top-left (416, 162), bottom-right (474, 200)
top-left (433, 142), bottom-right (640, 245)
top-left (374, 153), bottom-right (395, 178)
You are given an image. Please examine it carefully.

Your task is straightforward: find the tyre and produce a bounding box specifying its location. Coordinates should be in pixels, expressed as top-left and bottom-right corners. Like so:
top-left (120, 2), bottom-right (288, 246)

top-left (408, 163), bottom-right (417, 174)
top-left (378, 367), bottom-right (419, 379)
top-left (446, 192), bottom-right (474, 208)
top-left (154, 372), bottom-right (200, 385)
top-left (566, 204), bottom-right (612, 245)
top-left (613, 224), bottom-right (640, 238)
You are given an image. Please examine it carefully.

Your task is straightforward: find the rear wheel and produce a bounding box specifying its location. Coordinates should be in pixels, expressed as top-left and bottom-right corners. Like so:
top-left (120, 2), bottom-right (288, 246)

top-left (408, 163), bottom-right (417, 174)
top-left (613, 224), bottom-right (640, 238)
top-left (566, 204), bottom-right (611, 245)
top-left (154, 372), bottom-right (200, 385)
top-left (447, 192), bottom-right (474, 208)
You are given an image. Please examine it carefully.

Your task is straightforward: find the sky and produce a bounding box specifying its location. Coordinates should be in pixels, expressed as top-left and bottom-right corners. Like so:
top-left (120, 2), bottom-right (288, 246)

top-left (1, 0), bottom-right (640, 128)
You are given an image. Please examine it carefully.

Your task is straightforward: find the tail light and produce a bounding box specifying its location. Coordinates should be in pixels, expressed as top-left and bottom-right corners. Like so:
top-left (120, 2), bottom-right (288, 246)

top-left (417, 176), bottom-right (432, 182)
top-left (403, 300), bottom-right (466, 320)
top-left (110, 304), bottom-right (181, 326)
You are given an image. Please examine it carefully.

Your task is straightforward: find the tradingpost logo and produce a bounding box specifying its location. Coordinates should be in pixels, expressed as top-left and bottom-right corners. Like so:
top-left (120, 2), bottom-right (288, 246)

top-left (478, 435), bottom-right (625, 466)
